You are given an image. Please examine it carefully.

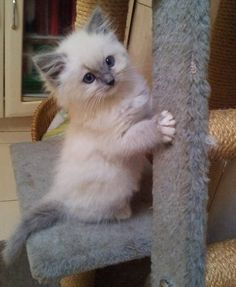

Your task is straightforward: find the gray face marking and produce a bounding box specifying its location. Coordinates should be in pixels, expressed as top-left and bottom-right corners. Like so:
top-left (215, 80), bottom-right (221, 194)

top-left (83, 63), bottom-right (115, 86)
top-left (99, 63), bottom-right (115, 86)
top-left (33, 53), bottom-right (66, 86)
top-left (100, 71), bottom-right (115, 86)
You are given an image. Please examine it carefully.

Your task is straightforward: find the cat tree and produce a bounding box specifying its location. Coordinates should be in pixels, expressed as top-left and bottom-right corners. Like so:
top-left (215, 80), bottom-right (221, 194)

top-left (8, 0), bottom-right (236, 286)
top-left (151, 0), bottom-right (210, 285)
top-left (151, 0), bottom-right (236, 285)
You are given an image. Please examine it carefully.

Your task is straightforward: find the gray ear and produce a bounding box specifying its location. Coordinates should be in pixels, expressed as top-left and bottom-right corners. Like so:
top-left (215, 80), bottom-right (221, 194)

top-left (86, 7), bottom-right (111, 35)
top-left (33, 52), bottom-right (66, 87)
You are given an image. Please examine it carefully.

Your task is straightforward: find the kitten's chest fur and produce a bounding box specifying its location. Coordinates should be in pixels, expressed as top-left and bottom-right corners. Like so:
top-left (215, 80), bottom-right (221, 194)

top-left (84, 87), bottom-right (151, 138)
top-left (64, 87), bottom-right (151, 169)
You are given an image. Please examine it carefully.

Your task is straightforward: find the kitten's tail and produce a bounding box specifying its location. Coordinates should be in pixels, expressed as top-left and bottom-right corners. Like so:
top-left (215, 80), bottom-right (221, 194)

top-left (2, 201), bottom-right (65, 265)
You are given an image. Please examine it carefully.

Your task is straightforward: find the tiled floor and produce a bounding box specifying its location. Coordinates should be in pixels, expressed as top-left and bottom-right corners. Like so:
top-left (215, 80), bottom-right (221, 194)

top-left (0, 117), bottom-right (32, 240)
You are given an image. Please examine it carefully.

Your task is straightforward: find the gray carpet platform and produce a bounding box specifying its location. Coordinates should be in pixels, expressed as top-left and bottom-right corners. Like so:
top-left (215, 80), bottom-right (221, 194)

top-left (10, 138), bottom-right (152, 282)
top-left (0, 242), bottom-right (58, 287)
top-left (0, 241), bottom-right (150, 287)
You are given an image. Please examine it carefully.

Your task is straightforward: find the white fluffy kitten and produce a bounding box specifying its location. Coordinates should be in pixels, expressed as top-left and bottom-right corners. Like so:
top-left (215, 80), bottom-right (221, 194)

top-left (3, 8), bottom-right (175, 264)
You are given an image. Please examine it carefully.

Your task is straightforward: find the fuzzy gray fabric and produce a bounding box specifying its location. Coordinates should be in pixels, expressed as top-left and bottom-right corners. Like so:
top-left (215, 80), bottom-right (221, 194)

top-left (151, 0), bottom-right (210, 286)
top-left (0, 241), bottom-right (58, 287)
top-left (0, 240), bottom-right (150, 287)
top-left (9, 138), bottom-right (152, 283)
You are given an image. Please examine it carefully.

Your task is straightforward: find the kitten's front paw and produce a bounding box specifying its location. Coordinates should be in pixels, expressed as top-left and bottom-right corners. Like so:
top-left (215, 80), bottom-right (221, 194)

top-left (158, 110), bottom-right (176, 143)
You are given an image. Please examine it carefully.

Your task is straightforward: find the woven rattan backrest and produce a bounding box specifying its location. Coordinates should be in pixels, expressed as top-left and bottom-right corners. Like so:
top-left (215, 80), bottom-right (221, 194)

top-left (209, 0), bottom-right (236, 109)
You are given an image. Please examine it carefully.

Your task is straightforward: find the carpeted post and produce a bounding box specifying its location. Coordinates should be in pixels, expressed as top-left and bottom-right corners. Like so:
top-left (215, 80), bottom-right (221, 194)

top-left (151, 0), bottom-right (210, 286)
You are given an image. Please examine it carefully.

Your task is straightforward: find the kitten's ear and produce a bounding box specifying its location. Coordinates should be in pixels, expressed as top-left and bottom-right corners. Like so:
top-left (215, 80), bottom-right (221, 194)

top-left (33, 52), bottom-right (66, 87)
top-left (86, 7), bottom-right (111, 35)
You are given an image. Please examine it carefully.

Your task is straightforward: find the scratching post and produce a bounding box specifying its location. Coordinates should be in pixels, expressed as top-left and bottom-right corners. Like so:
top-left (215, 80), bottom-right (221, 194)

top-left (151, 0), bottom-right (210, 286)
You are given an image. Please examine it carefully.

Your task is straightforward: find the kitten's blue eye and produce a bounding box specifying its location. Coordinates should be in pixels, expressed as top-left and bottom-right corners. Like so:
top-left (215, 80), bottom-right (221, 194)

top-left (83, 72), bottom-right (96, 84)
top-left (105, 55), bottom-right (115, 67)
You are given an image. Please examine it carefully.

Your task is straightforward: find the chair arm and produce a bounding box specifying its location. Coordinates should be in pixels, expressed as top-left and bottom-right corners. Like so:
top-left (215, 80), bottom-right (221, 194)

top-left (31, 96), bottom-right (59, 142)
top-left (209, 109), bottom-right (236, 160)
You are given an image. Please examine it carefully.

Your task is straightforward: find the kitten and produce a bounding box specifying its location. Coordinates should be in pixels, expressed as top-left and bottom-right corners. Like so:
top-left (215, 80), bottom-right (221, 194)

top-left (3, 8), bottom-right (175, 264)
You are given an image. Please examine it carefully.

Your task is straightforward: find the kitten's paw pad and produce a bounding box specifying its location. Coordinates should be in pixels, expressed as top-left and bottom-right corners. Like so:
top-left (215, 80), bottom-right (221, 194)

top-left (115, 204), bottom-right (132, 220)
top-left (159, 111), bottom-right (176, 143)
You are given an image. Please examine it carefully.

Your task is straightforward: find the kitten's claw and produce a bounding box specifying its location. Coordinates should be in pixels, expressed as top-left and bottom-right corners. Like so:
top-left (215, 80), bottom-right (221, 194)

top-left (158, 111), bottom-right (176, 143)
top-left (159, 111), bottom-right (175, 125)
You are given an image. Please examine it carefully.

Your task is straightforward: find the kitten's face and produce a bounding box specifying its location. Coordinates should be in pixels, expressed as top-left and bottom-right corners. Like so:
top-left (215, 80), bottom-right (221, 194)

top-left (34, 8), bottom-right (132, 108)
top-left (58, 30), bottom-right (130, 103)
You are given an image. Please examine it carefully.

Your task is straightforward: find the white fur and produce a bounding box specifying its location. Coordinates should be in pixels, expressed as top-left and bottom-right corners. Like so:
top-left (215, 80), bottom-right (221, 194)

top-left (40, 27), bottom-right (175, 222)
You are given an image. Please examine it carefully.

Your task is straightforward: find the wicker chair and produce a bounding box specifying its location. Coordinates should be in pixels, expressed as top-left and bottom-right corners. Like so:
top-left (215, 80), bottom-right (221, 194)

top-left (31, 0), bottom-right (236, 286)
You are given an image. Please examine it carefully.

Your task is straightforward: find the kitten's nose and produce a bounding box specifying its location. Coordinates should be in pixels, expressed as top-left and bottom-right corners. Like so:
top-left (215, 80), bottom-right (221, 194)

top-left (107, 79), bottom-right (115, 86)
top-left (103, 73), bottom-right (115, 86)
